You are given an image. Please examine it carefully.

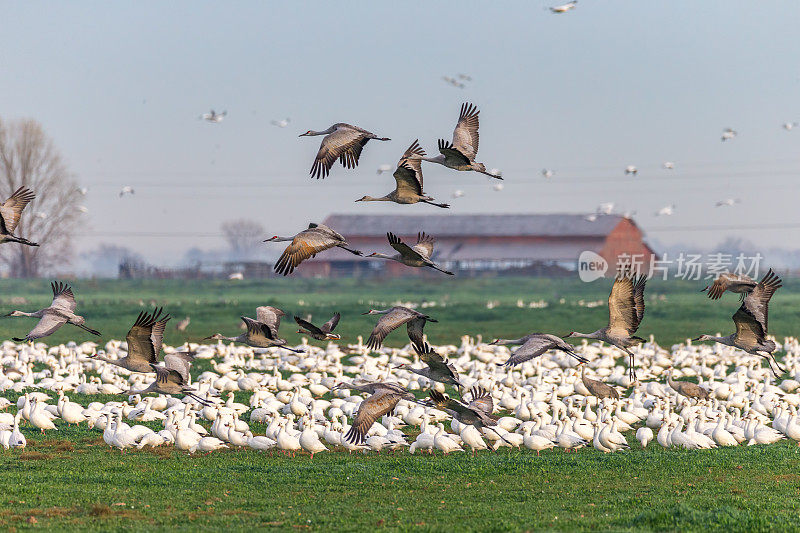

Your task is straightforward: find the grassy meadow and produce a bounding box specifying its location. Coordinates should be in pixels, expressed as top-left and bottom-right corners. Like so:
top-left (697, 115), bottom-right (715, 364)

top-left (0, 276), bottom-right (798, 531)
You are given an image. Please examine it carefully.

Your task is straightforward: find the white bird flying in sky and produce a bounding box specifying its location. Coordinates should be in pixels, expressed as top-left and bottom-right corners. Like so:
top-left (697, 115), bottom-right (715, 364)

top-left (624, 165), bottom-right (638, 176)
top-left (662, 161), bottom-right (675, 170)
top-left (119, 186), bottom-right (135, 198)
top-left (201, 109), bottom-right (227, 123)
top-left (270, 118), bottom-right (291, 128)
top-left (452, 190), bottom-right (465, 199)
top-left (488, 168), bottom-right (503, 178)
top-left (493, 183), bottom-right (504, 192)
top-left (376, 164), bottom-right (392, 175)
top-left (715, 198), bottom-right (741, 207)
top-left (782, 122), bottom-right (798, 131)
top-left (596, 202), bottom-right (615, 215)
top-left (721, 128), bottom-right (737, 141)
top-left (655, 205), bottom-right (675, 216)
top-left (550, 1), bottom-right (577, 13)
top-left (541, 169), bottom-right (554, 179)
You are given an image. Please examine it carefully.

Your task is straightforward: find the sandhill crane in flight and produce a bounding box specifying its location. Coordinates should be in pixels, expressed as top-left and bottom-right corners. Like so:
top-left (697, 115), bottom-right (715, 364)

top-left (541, 169), bottom-right (554, 179)
top-left (702, 272), bottom-right (757, 300)
top-left (89, 308), bottom-right (169, 373)
top-left (564, 269), bottom-right (648, 380)
top-left (655, 205), bottom-right (675, 217)
top-left (368, 232), bottom-right (453, 275)
top-left (356, 140), bottom-right (449, 208)
top-left (721, 128), bottom-right (737, 141)
top-left (295, 313), bottom-right (341, 341)
top-left (4, 281), bottom-right (101, 341)
top-left (400, 342), bottom-right (463, 390)
top-left (343, 385), bottom-right (417, 444)
top-left (694, 269), bottom-right (785, 375)
top-left (426, 388), bottom-right (514, 448)
top-left (201, 110), bottom-right (226, 123)
top-left (624, 165), bottom-right (638, 176)
top-left (715, 198), bottom-right (740, 207)
top-left (299, 123), bottom-right (390, 179)
top-left (423, 103), bottom-right (501, 180)
top-left (270, 118), bottom-right (290, 128)
top-left (0, 187), bottom-right (38, 247)
top-left (205, 306), bottom-right (304, 353)
top-left (550, 1), bottom-right (577, 13)
top-left (125, 364), bottom-right (211, 406)
top-left (663, 161), bottom-right (675, 170)
top-left (119, 186), bottom-right (134, 198)
top-left (265, 223), bottom-right (362, 276)
top-left (362, 306), bottom-right (437, 350)
top-left (490, 334), bottom-right (588, 366)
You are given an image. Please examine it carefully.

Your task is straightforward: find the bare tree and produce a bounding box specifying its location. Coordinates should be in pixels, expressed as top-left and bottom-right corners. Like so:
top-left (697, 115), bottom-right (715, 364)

top-left (221, 219), bottom-right (265, 260)
top-left (0, 118), bottom-right (83, 277)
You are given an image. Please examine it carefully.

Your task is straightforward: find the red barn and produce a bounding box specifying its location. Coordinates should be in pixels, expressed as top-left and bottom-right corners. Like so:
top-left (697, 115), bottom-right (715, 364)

top-left (299, 213), bottom-right (657, 278)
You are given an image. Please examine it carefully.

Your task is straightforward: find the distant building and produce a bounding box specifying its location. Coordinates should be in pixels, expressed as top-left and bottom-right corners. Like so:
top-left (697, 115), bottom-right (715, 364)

top-left (298, 213), bottom-right (657, 277)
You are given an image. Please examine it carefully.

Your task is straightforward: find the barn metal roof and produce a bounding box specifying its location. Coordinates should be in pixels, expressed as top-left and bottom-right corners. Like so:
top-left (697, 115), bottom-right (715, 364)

top-left (322, 213), bottom-right (626, 238)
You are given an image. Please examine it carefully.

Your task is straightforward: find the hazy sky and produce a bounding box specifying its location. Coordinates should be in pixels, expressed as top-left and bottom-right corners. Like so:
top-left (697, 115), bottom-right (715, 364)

top-left (2, 1), bottom-right (799, 265)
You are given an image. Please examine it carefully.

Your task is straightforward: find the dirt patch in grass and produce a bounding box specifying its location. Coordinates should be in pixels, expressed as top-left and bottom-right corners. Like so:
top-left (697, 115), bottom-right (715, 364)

top-left (87, 503), bottom-right (145, 520)
top-left (18, 451), bottom-right (53, 461)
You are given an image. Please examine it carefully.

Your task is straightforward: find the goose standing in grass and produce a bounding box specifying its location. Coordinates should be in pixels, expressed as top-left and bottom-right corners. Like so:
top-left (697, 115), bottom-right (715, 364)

top-left (4, 281), bottom-right (101, 341)
top-left (367, 232), bottom-right (453, 275)
top-left (399, 342), bottom-right (463, 390)
top-left (636, 427), bottom-right (653, 447)
top-left (265, 223), bottom-right (362, 276)
top-left (356, 140), bottom-right (449, 208)
top-left (294, 313), bottom-right (341, 341)
top-left (343, 385), bottom-right (416, 445)
top-left (89, 308), bottom-right (169, 373)
top-left (422, 103), bottom-right (500, 179)
top-left (565, 269), bottom-right (647, 380)
top-left (694, 269), bottom-right (784, 375)
top-left (362, 306), bottom-right (437, 349)
top-left (0, 186), bottom-right (38, 246)
top-left (490, 334), bottom-right (588, 366)
top-left (701, 272), bottom-right (757, 300)
top-left (300, 123), bottom-right (390, 179)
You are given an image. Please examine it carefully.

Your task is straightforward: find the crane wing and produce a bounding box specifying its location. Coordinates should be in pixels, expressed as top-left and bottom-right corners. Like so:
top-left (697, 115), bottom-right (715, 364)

top-left (411, 232), bottom-right (435, 260)
top-left (451, 102), bottom-right (480, 160)
top-left (241, 316), bottom-right (275, 342)
top-left (466, 387), bottom-right (494, 415)
top-left (125, 309), bottom-right (162, 364)
top-left (365, 308), bottom-right (411, 350)
top-left (344, 388), bottom-right (402, 444)
top-left (732, 307), bottom-right (766, 347)
top-left (396, 139), bottom-right (425, 190)
top-left (310, 126), bottom-right (368, 179)
top-left (386, 232), bottom-right (426, 262)
top-left (50, 281), bottom-right (77, 314)
top-left (0, 187), bottom-right (35, 234)
top-left (608, 271), bottom-right (646, 335)
top-left (256, 306), bottom-right (284, 336)
top-left (504, 336), bottom-right (555, 366)
top-left (274, 229), bottom-right (338, 276)
top-left (740, 269), bottom-right (781, 332)
top-left (13, 312), bottom-right (67, 342)
top-left (393, 163), bottom-right (423, 197)
top-left (164, 351), bottom-right (195, 383)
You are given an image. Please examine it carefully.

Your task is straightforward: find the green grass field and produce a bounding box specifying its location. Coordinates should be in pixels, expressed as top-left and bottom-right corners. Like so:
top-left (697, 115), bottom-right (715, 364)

top-left (0, 276), bottom-right (799, 532)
